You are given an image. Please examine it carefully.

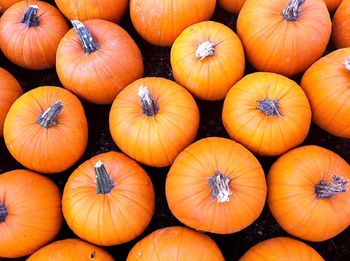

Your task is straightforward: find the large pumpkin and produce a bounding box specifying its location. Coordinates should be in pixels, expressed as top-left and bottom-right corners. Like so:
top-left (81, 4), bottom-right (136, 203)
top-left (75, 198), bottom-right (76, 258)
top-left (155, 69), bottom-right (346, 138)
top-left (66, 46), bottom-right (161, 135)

top-left (0, 170), bottom-right (62, 258)
top-left (301, 48), bottom-right (350, 138)
top-left (268, 145), bottom-right (350, 242)
top-left (109, 77), bottom-right (200, 167)
top-left (219, 0), bottom-right (246, 13)
top-left (324, 0), bottom-right (343, 12)
top-left (237, 0), bottom-right (331, 77)
top-left (222, 72), bottom-right (311, 156)
top-left (129, 0), bottom-right (216, 46)
top-left (0, 1), bottom-right (68, 70)
top-left (332, 0), bottom-right (350, 49)
top-left (0, 0), bottom-right (21, 14)
top-left (166, 137), bottom-right (267, 234)
top-left (127, 226), bottom-right (225, 261)
top-left (62, 151), bottom-right (155, 246)
top-left (171, 21), bottom-right (245, 101)
top-left (56, 19), bottom-right (143, 104)
top-left (4, 86), bottom-right (88, 174)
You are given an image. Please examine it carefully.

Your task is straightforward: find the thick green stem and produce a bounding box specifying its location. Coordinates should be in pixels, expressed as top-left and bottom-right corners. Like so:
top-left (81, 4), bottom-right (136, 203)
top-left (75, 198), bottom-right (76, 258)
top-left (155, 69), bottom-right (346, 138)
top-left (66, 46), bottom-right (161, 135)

top-left (138, 86), bottom-right (159, 117)
top-left (281, 0), bottom-right (305, 21)
top-left (208, 171), bottom-right (232, 203)
top-left (21, 5), bottom-right (39, 27)
top-left (37, 100), bottom-right (63, 128)
top-left (95, 160), bottom-right (114, 194)
top-left (71, 20), bottom-right (99, 54)
top-left (257, 98), bottom-right (281, 116)
top-left (0, 203), bottom-right (8, 222)
top-left (315, 175), bottom-right (349, 199)
top-left (196, 41), bottom-right (216, 60)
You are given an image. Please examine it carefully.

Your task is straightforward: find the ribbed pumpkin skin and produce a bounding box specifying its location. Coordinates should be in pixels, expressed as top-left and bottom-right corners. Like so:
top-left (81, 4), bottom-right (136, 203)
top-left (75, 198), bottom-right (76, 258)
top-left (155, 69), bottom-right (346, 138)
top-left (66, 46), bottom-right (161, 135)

top-left (166, 137), bottom-right (267, 234)
top-left (171, 21), bottom-right (245, 101)
top-left (237, 0), bottom-right (331, 77)
top-left (28, 238), bottom-right (115, 261)
top-left (127, 226), bottom-right (225, 261)
top-left (62, 151), bottom-right (155, 246)
top-left (268, 145), bottom-right (350, 242)
top-left (222, 72), bottom-right (311, 156)
top-left (129, 0), bottom-right (216, 46)
top-left (0, 67), bottom-right (22, 137)
top-left (0, 170), bottom-right (62, 258)
top-left (332, 0), bottom-right (350, 48)
top-left (109, 77), bottom-right (200, 167)
top-left (3, 86), bottom-right (88, 174)
top-left (0, 1), bottom-right (68, 70)
top-left (324, 0), bottom-right (343, 12)
top-left (301, 48), bottom-right (350, 138)
top-left (0, 0), bottom-right (21, 14)
top-left (240, 237), bottom-right (324, 261)
top-left (219, 0), bottom-right (246, 13)
top-left (55, 0), bottom-right (128, 22)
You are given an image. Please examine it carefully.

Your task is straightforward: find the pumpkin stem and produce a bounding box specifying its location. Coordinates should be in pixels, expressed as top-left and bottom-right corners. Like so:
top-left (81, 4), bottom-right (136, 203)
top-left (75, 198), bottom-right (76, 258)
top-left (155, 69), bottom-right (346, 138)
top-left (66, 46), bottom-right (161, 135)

top-left (95, 160), bottom-right (114, 194)
top-left (195, 41), bottom-right (216, 60)
top-left (343, 58), bottom-right (350, 71)
top-left (257, 98), bottom-right (281, 116)
top-left (37, 100), bottom-right (64, 128)
top-left (138, 86), bottom-right (159, 117)
top-left (315, 175), bottom-right (349, 199)
top-left (208, 171), bottom-right (232, 203)
top-left (0, 203), bottom-right (8, 222)
top-left (71, 20), bottom-right (99, 54)
top-left (21, 5), bottom-right (39, 27)
top-left (281, 0), bottom-right (305, 21)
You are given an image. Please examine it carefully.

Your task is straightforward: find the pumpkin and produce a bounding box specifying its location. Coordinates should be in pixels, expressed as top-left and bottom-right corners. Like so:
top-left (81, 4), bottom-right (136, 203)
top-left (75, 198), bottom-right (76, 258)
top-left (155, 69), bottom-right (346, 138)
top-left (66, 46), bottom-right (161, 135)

top-left (56, 19), bottom-right (143, 104)
top-left (0, 1), bottom-right (68, 70)
top-left (222, 72), bottom-right (311, 156)
top-left (324, 0), bottom-right (343, 12)
top-left (219, 0), bottom-right (246, 13)
top-left (237, 0), bottom-right (331, 77)
top-left (268, 145), bottom-right (350, 242)
top-left (129, 0), bottom-right (216, 46)
top-left (55, 0), bottom-right (128, 22)
top-left (127, 226), bottom-right (225, 261)
top-left (4, 86), bottom-right (88, 174)
top-left (332, 0), bottom-right (350, 49)
top-left (28, 238), bottom-right (115, 261)
top-left (0, 170), bottom-right (62, 258)
top-left (0, 0), bottom-right (21, 14)
top-left (0, 67), bottom-right (22, 137)
top-left (62, 151), bottom-right (155, 246)
top-left (109, 77), bottom-right (200, 167)
top-left (166, 137), bottom-right (267, 234)
top-left (171, 21), bottom-right (245, 101)
top-left (301, 48), bottom-right (350, 138)
top-left (240, 237), bottom-right (324, 260)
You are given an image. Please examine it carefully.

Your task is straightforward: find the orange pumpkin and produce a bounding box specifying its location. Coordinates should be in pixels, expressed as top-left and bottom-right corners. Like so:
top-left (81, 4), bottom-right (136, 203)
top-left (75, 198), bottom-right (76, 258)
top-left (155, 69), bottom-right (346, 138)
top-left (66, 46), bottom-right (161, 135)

top-left (240, 237), bottom-right (324, 260)
top-left (324, 0), bottom-right (343, 12)
top-left (0, 170), bottom-right (62, 258)
top-left (219, 0), bottom-right (246, 13)
top-left (130, 0), bottom-right (216, 46)
top-left (332, 0), bottom-right (350, 49)
top-left (127, 226), bottom-right (225, 261)
top-left (166, 137), bottom-right (267, 234)
top-left (268, 145), bottom-right (350, 242)
top-left (4, 86), bottom-right (88, 174)
top-left (0, 67), bottom-right (22, 137)
top-left (222, 72), bottom-right (311, 156)
top-left (0, 0), bottom-right (21, 14)
top-left (237, 0), bottom-right (331, 77)
top-left (28, 238), bottom-right (115, 261)
top-left (171, 21), bottom-right (245, 101)
top-left (301, 48), bottom-right (350, 138)
top-left (109, 77), bottom-right (200, 167)
top-left (62, 151), bottom-right (155, 246)
top-left (56, 19), bottom-right (143, 104)
top-left (0, 1), bottom-right (68, 70)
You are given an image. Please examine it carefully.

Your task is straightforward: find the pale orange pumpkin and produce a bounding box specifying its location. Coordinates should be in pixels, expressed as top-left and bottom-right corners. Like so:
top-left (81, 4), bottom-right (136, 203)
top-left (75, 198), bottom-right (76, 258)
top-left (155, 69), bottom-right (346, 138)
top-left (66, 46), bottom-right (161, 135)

top-left (332, 0), bottom-right (350, 49)
top-left (219, 0), bottom-right (246, 13)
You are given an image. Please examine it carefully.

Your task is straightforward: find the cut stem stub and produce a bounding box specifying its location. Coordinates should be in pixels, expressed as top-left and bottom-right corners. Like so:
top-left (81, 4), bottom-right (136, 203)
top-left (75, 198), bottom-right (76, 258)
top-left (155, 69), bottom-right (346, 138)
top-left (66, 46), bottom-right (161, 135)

top-left (208, 171), bottom-right (232, 203)
top-left (281, 0), bottom-right (305, 22)
top-left (138, 86), bottom-right (159, 117)
top-left (37, 100), bottom-right (64, 128)
top-left (95, 160), bottom-right (114, 194)
top-left (257, 98), bottom-right (281, 116)
top-left (315, 175), bottom-right (349, 199)
top-left (22, 5), bottom-right (39, 27)
top-left (0, 203), bottom-right (8, 222)
top-left (71, 20), bottom-right (99, 54)
top-left (196, 41), bottom-right (216, 60)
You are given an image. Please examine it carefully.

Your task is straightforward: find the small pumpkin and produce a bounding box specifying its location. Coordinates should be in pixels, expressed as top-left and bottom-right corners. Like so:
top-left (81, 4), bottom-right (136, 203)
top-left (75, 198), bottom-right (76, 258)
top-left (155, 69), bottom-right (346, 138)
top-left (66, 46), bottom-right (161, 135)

top-left (268, 145), bottom-right (350, 242)
top-left (237, 0), bottom-right (331, 77)
top-left (109, 77), bottom-right (200, 167)
top-left (4, 86), bottom-right (88, 174)
top-left (0, 1), bottom-right (68, 70)
top-left (127, 226), bottom-right (225, 261)
top-left (0, 67), bottom-right (22, 137)
top-left (0, 170), bottom-right (62, 258)
top-left (28, 238), bottom-right (115, 261)
top-left (171, 21), bottom-right (245, 101)
top-left (62, 151), bottom-right (155, 246)
top-left (219, 0), bottom-right (246, 13)
top-left (56, 19), bottom-right (143, 104)
top-left (166, 137), bottom-right (267, 234)
top-left (324, 0), bottom-right (343, 12)
top-left (0, 0), bottom-right (21, 14)
top-left (332, 0), bottom-right (350, 49)
top-left (222, 72), bottom-right (311, 156)
top-left (130, 0), bottom-right (216, 46)
top-left (240, 237), bottom-right (324, 260)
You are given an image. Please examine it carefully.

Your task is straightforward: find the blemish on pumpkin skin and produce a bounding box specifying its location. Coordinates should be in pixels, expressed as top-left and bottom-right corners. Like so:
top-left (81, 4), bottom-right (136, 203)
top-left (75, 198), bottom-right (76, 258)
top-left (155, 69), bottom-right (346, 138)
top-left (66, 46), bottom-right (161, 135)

top-left (90, 251), bottom-right (96, 259)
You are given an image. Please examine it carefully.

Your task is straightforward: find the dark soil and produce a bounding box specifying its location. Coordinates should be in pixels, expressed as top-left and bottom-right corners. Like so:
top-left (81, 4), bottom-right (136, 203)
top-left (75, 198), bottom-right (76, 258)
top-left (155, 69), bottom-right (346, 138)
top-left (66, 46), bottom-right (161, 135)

top-left (1, 1), bottom-right (350, 261)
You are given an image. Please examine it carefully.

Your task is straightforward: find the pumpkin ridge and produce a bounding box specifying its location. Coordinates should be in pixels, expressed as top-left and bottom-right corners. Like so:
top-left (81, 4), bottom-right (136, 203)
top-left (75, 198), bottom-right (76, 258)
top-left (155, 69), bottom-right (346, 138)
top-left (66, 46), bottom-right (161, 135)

top-left (281, 0), bottom-right (305, 22)
top-left (21, 5), bottom-right (39, 27)
top-left (314, 175), bottom-right (349, 199)
top-left (71, 20), bottom-right (99, 54)
top-left (37, 100), bottom-right (63, 128)
top-left (208, 171), bottom-right (232, 203)
top-left (0, 203), bottom-right (8, 222)
top-left (95, 160), bottom-right (115, 194)
top-left (138, 86), bottom-right (159, 117)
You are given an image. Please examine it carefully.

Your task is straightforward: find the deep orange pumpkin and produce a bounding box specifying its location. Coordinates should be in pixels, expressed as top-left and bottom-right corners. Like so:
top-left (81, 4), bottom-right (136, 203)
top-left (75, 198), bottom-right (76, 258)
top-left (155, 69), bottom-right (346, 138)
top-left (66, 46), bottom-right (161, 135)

top-left (219, 0), bottom-right (246, 13)
top-left (0, 1), bottom-right (68, 70)
top-left (0, 0), bottom-right (21, 14)
top-left (56, 19), bottom-right (144, 104)
top-left (4, 86), bottom-right (88, 174)
top-left (171, 21), bottom-right (245, 101)
top-left (166, 137), bottom-right (267, 234)
top-left (62, 151), bottom-right (155, 246)
top-left (332, 0), bottom-right (350, 49)
top-left (324, 0), bottom-right (343, 12)
top-left (268, 145), bottom-right (350, 241)
top-left (0, 170), bottom-right (62, 258)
